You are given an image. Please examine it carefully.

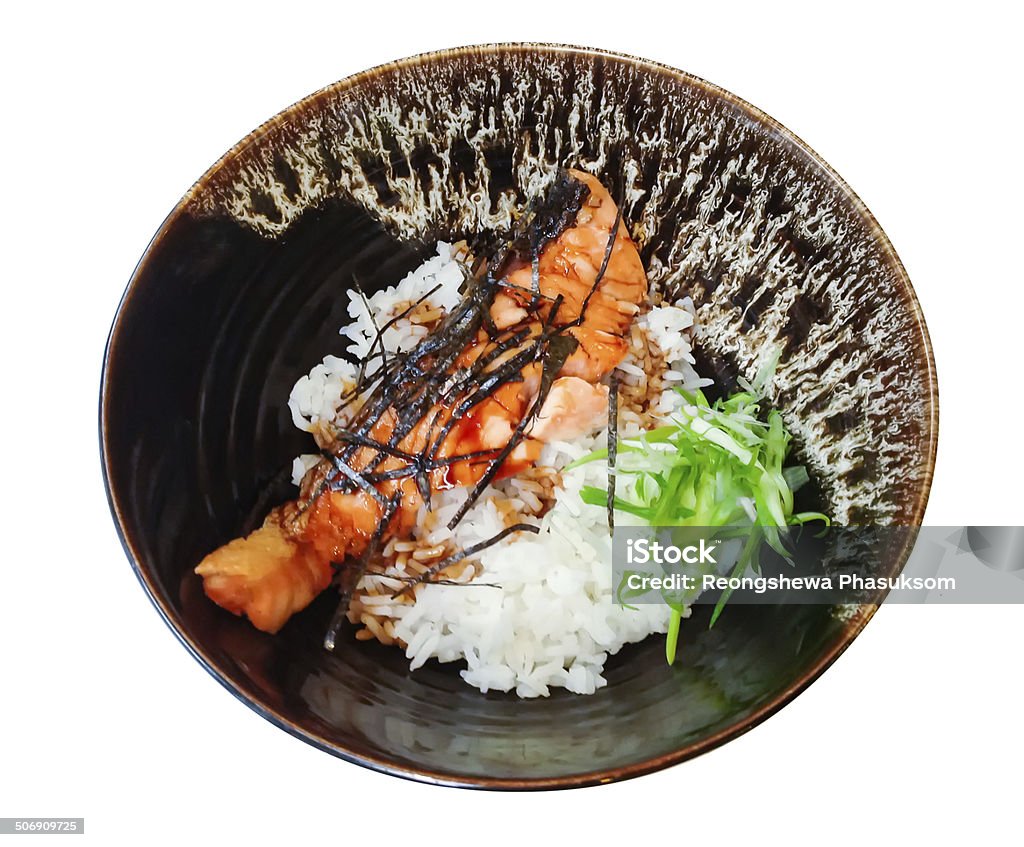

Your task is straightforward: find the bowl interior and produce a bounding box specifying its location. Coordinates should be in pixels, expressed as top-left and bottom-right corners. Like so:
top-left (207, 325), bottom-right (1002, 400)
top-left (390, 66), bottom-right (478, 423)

top-left (102, 44), bottom-right (935, 787)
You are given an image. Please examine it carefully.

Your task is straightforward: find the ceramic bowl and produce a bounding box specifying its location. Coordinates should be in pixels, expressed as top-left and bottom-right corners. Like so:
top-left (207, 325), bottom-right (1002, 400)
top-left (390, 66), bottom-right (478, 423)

top-left (101, 43), bottom-right (937, 788)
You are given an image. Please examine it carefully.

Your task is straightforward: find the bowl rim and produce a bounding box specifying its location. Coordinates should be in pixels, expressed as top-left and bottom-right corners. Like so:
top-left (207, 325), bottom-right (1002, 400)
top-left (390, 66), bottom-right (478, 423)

top-left (99, 41), bottom-right (939, 791)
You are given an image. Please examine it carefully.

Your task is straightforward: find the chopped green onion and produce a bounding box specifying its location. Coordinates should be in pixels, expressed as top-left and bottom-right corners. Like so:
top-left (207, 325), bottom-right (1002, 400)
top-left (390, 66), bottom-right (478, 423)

top-left (573, 379), bottom-right (829, 664)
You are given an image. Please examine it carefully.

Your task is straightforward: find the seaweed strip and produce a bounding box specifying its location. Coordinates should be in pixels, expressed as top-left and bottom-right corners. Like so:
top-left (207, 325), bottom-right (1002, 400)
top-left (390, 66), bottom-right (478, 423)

top-left (323, 490), bottom-right (403, 651)
top-left (444, 328), bottom-right (577, 530)
top-left (363, 571), bottom-right (503, 590)
top-left (558, 203), bottom-right (623, 332)
top-left (320, 449), bottom-right (388, 508)
top-left (391, 523), bottom-right (539, 598)
top-left (341, 283), bottom-right (443, 413)
top-left (607, 369), bottom-right (619, 533)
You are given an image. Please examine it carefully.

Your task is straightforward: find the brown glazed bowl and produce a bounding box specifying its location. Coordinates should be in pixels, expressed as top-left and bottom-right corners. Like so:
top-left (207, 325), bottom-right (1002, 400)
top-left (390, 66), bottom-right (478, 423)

top-left (101, 44), bottom-right (937, 788)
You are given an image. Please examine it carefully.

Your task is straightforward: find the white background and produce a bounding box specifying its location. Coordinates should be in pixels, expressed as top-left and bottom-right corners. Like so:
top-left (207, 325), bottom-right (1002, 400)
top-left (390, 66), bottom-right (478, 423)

top-left (2, 2), bottom-right (1021, 844)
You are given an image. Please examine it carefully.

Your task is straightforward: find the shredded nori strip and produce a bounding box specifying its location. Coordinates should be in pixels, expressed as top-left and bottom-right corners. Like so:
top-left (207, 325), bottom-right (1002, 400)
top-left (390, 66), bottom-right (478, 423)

top-left (559, 202), bottom-right (623, 332)
top-left (336, 283), bottom-right (443, 419)
top-left (323, 491), bottom-right (403, 651)
top-left (392, 523), bottom-right (540, 598)
top-left (444, 330), bottom-right (578, 530)
top-left (352, 277), bottom-right (391, 391)
top-left (607, 369), bottom-right (619, 533)
top-left (364, 572), bottom-right (503, 590)
top-left (320, 449), bottom-right (387, 509)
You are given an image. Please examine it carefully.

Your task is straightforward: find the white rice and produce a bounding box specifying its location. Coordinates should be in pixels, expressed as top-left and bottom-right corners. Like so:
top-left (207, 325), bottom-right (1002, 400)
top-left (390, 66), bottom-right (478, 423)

top-left (287, 242), bottom-right (707, 697)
